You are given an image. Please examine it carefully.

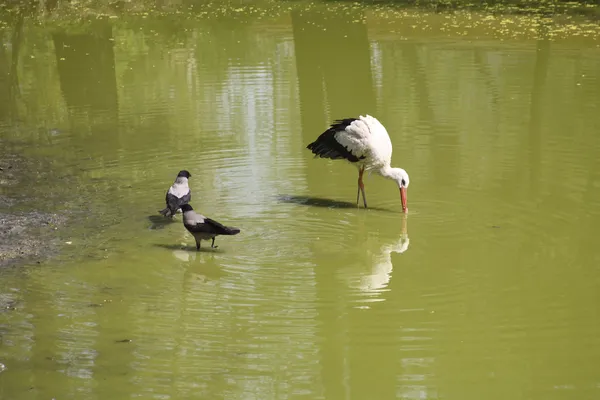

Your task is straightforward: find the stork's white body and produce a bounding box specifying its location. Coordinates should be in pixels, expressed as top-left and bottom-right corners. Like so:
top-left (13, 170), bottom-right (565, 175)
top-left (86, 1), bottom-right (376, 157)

top-left (307, 114), bottom-right (409, 212)
top-left (334, 115), bottom-right (393, 172)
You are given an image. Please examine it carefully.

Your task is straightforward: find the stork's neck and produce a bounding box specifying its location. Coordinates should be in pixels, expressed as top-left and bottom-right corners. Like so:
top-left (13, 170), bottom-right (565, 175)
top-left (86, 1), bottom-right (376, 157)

top-left (377, 164), bottom-right (395, 180)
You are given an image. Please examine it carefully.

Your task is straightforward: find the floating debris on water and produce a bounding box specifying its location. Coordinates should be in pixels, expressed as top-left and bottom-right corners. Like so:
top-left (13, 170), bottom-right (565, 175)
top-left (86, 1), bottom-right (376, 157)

top-left (2, 0), bottom-right (597, 42)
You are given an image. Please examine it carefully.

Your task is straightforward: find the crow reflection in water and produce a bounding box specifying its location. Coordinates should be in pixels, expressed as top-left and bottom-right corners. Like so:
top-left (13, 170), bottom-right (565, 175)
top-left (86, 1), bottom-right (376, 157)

top-left (147, 215), bottom-right (177, 230)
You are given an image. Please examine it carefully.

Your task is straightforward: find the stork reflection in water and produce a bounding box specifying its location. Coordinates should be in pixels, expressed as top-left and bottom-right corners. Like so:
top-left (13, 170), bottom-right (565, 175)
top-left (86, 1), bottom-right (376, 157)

top-left (346, 215), bottom-right (410, 305)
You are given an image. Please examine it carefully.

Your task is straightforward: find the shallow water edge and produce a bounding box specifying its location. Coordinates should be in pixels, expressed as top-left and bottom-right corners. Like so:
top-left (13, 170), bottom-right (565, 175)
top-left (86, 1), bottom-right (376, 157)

top-left (1, 142), bottom-right (71, 268)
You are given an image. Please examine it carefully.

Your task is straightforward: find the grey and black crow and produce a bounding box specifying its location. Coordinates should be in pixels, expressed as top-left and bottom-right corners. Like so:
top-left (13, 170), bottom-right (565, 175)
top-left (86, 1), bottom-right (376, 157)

top-left (180, 204), bottom-right (240, 250)
top-left (159, 170), bottom-right (192, 218)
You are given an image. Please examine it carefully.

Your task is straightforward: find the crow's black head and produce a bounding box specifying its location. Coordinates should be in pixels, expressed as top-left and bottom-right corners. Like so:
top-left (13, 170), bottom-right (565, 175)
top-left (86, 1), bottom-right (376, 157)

top-left (177, 170), bottom-right (192, 179)
top-left (180, 204), bottom-right (194, 212)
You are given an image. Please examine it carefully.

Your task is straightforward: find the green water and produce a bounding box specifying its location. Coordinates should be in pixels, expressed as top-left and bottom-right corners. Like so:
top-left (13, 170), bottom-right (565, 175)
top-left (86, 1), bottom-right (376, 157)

top-left (2, 1), bottom-right (600, 399)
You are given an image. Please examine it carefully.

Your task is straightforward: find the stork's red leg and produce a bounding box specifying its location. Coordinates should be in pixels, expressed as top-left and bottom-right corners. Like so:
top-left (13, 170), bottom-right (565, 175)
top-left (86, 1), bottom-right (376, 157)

top-left (357, 166), bottom-right (368, 208)
top-left (356, 172), bottom-right (361, 206)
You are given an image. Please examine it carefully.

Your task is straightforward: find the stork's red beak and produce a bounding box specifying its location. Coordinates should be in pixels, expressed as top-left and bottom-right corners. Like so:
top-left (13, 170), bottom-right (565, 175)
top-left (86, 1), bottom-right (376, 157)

top-left (400, 187), bottom-right (407, 213)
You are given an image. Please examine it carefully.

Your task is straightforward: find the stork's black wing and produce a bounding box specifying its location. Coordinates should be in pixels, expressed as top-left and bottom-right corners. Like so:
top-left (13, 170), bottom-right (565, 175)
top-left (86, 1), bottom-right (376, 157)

top-left (306, 118), bottom-right (366, 163)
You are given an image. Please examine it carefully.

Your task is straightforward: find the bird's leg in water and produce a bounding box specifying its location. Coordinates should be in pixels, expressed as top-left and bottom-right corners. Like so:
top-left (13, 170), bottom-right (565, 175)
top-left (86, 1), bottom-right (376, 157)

top-left (195, 239), bottom-right (201, 251)
top-left (357, 166), bottom-right (368, 208)
top-left (211, 238), bottom-right (218, 249)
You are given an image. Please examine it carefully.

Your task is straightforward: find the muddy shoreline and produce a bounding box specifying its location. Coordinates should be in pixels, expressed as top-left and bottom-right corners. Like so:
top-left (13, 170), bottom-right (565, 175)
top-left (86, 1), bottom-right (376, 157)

top-left (0, 150), bottom-right (67, 268)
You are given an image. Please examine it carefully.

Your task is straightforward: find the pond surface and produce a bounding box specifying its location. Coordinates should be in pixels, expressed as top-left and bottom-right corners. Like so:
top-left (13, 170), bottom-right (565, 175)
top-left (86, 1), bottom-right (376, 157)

top-left (1, 1), bottom-right (600, 399)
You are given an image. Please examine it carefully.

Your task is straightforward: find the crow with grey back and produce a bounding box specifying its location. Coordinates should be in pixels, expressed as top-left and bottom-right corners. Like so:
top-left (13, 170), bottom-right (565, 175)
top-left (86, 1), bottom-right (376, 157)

top-left (180, 204), bottom-right (240, 250)
top-left (159, 170), bottom-right (192, 218)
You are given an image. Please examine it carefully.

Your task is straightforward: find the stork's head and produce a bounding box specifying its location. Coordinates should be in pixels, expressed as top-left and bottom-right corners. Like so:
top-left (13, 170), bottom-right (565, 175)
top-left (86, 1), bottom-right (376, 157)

top-left (389, 168), bottom-right (409, 213)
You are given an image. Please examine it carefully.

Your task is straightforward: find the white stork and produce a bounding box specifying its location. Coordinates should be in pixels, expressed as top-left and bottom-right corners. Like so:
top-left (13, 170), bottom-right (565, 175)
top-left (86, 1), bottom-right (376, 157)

top-left (306, 115), bottom-right (409, 213)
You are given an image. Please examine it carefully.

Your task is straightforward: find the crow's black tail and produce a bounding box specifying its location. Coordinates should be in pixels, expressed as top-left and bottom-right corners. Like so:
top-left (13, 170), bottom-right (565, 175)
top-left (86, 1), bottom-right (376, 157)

top-left (223, 226), bottom-right (240, 235)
